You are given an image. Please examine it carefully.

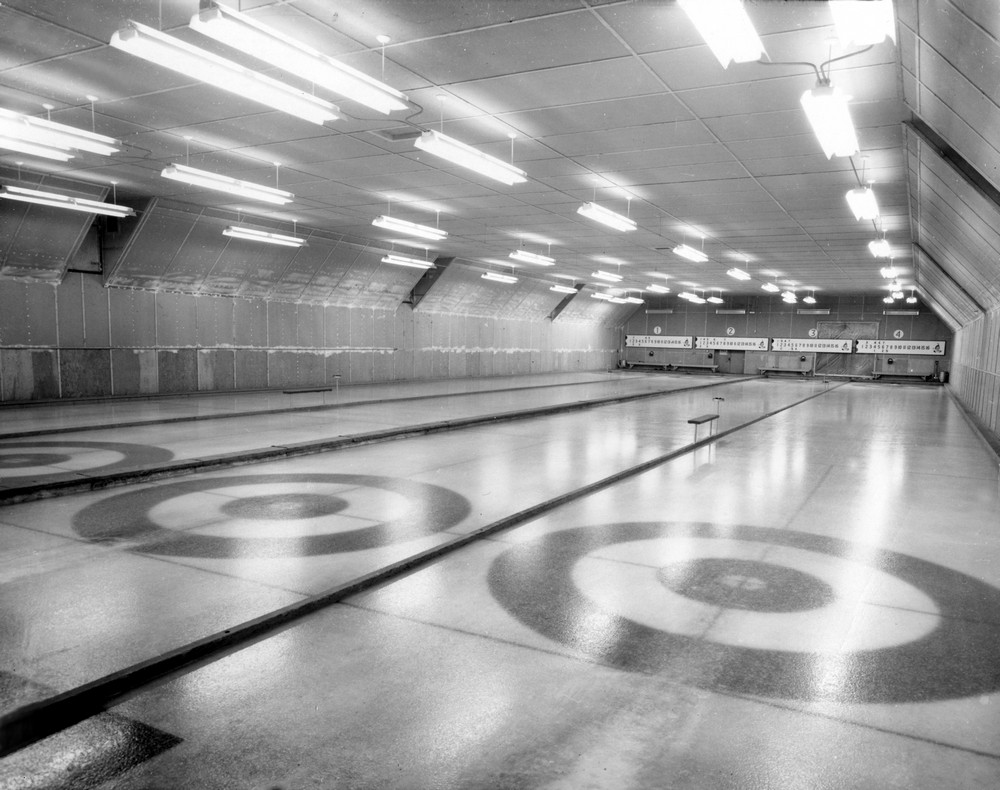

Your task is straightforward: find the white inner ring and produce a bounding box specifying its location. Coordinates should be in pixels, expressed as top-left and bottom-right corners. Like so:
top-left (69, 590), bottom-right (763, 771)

top-left (571, 537), bottom-right (940, 653)
top-left (0, 448), bottom-right (126, 477)
top-left (149, 482), bottom-right (414, 539)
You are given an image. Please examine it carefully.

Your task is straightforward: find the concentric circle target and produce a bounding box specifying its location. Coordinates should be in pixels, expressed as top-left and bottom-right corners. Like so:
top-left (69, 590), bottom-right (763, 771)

top-left (72, 474), bottom-right (470, 558)
top-left (487, 522), bottom-right (1000, 703)
top-left (0, 441), bottom-right (173, 479)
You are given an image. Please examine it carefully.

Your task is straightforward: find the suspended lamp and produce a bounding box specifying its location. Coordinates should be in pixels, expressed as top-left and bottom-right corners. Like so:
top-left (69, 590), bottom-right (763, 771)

top-left (0, 185), bottom-right (135, 217)
top-left (109, 21), bottom-right (338, 125)
top-left (677, 0), bottom-right (766, 68)
top-left (161, 163), bottom-right (293, 204)
top-left (577, 201), bottom-right (636, 232)
top-left (190, 3), bottom-right (407, 115)
top-left (223, 226), bottom-right (307, 247)
top-left (415, 129), bottom-right (526, 185)
top-left (371, 215), bottom-right (447, 241)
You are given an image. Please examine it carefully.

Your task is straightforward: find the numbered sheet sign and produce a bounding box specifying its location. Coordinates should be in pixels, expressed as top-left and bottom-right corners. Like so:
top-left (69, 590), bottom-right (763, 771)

top-left (856, 339), bottom-right (947, 355)
top-left (695, 336), bottom-right (769, 351)
top-left (625, 335), bottom-right (693, 349)
top-left (771, 338), bottom-right (853, 354)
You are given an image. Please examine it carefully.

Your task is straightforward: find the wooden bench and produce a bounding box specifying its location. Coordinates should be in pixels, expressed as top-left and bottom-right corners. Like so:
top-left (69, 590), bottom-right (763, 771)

top-left (687, 412), bottom-right (719, 440)
top-left (759, 367), bottom-right (811, 377)
top-left (625, 361), bottom-right (668, 370)
top-left (669, 364), bottom-right (719, 374)
top-left (872, 371), bottom-right (935, 382)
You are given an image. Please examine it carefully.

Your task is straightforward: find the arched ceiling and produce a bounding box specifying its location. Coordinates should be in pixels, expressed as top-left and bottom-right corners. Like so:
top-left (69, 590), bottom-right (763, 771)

top-left (0, 0), bottom-right (998, 326)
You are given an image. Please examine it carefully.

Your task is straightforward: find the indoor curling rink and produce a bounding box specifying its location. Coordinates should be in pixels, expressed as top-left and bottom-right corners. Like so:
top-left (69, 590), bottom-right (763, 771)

top-left (1, 371), bottom-right (999, 790)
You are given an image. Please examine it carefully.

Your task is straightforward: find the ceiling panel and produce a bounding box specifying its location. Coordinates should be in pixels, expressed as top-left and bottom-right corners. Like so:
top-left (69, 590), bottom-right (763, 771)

top-left (1, 0), bottom-right (978, 312)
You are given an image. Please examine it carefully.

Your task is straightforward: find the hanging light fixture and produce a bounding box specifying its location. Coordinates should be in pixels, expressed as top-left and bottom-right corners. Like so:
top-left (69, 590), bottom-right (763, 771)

top-left (161, 163), bottom-right (293, 204)
top-left (577, 201), bottom-right (636, 232)
top-left (831, 0), bottom-right (897, 47)
top-left (647, 283), bottom-right (671, 293)
top-left (800, 80), bottom-right (859, 158)
top-left (891, 281), bottom-right (904, 300)
top-left (761, 280), bottom-right (780, 293)
top-left (414, 129), bottom-right (526, 185)
top-left (0, 107), bottom-right (120, 157)
top-left (0, 185), bottom-right (135, 217)
top-left (673, 242), bottom-right (707, 263)
top-left (906, 288), bottom-right (918, 305)
top-left (802, 291), bottom-right (817, 305)
top-left (846, 184), bottom-right (879, 220)
top-left (879, 264), bottom-right (899, 279)
top-left (550, 284), bottom-right (578, 294)
top-left (677, 0), bottom-right (766, 68)
top-left (371, 215), bottom-right (447, 241)
top-left (707, 290), bottom-right (724, 304)
top-left (382, 253), bottom-right (434, 269)
top-left (781, 290), bottom-right (798, 303)
top-left (509, 248), bottom-right (554, 266)
top-left (223, 226), bottom-right (307, 247)
top-left (109, 21), bottom-right (338, 125)
top-left (869, 237), bottom-right (891, 257)
top-left (482, 271), bottom-right (518, 284)
top-left (592, 270), bottom-right (623, 282)
top-left (190, 3), bottom-right (408, 115)
top-left (883, 294), bottom-right (895, 304)
top-left (726, 267), bottom-right (751, 280)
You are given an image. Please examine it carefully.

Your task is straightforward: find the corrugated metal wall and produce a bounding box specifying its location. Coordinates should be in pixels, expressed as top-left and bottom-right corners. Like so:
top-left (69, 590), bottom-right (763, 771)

top-left (951, 309), bottom-right (1000, 438)
top-left (0, 274), bottom-right (619, 402)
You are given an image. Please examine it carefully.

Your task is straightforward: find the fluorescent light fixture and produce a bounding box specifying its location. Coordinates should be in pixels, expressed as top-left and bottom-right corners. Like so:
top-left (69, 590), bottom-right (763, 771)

top-left (891, 283), bottom-right (904, 299)
top-left (371, 215), bottom-right (447, 241)
top-left (647, 283), bottom-right (671, 293)
top-left (677, 0), bottom-right (766, 67)
top-left (846, 186), bottom-right (879, 220)
top-left (802, 294), bottom-right (817, 305)
top-left (161, 163), bottom-right (293, 205)
top-left (883, 295), bottom-right (895, 304)
top-left (869, 238), bottom-right (891, 257)
top-left (223, 226), bottom-right (306, 247)
top-left (382, 253), bottom-right (433, 269)
top-left (906, 294), bottom-right (918, 304)
top-left (800, 83), bottom-right (858, 158)
top-left (831, 0), bottom-right (896, 47)
top-left (109, 20), bottom-right (338, 125)
top-left (879, 266), bottom-right (898, 279)
top-left (624, 296), bottom-right (645, 304)
top-left (190, 4), bottom-right (407, 115)
top-left (726, 267), bottom-right (751, 280)
top-left (414, 129), bottom-right (526, 185)
top-left (0, 134), bottom-right (73, 161)
top-left (592, 270), bottom-right (623, 282)
top-left (678, 291), bottom-right (706, 304)
top-left (509, 249), bottom-right (554, 266)
top-left (591, 292), bottom-right (614, 301)
top-left (550, 284), bottom-right (578, 294)
top-left (577, 202), bottom-right (636, 232)
top-left (0, 108), bottom-right (120, 156)
top-left (707, 295), bottom-right (724, 304)
top-left (0, 185), bottom-right (135, 217)
top-left (761, 281), bottom-right (780, 293)
top-left (673, 243), bottom-right (707, 263)
top-left (482, 271), bottom-right (517, 284)
top-left (609, 296), bottom-right (629, 304)
top-left (781, 291), bottom-right (798, 303)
